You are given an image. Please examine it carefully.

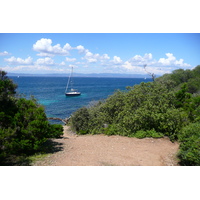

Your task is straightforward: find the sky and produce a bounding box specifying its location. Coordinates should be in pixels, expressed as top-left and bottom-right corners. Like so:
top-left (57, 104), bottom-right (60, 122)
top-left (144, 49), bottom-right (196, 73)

top-left (0, 33), bottom-right (199, 76)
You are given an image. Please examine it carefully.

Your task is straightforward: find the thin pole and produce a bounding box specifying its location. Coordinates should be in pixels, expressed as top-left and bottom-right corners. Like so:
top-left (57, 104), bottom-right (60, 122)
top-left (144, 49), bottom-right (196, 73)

top-left (65, 67), bottom-right (73, 93)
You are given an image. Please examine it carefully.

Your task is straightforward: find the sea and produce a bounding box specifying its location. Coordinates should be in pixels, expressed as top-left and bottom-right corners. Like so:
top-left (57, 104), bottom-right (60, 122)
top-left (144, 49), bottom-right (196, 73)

top-left (10, 76), bottom-right (151, 124)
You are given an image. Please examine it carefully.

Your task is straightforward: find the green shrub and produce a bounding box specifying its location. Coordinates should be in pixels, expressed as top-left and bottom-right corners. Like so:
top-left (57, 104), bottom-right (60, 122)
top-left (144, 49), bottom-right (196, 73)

top-left (4, 98), bottom-right (51, 155)
top-left (70, 107), bottom-right (90, 134)
top-left (0, 71), bottom-right (64, 164)
top-left (99, 90), bottom-right (126, 124)
top-left (104, 124), bottom-right (128, 136)
top-left (178, 123), bottom-right (200, 166)
top-left (48, 124), bottom-right (64, 138)
top-left (156, 108), bottom-right (189, 141)
top-left (70, 81), bottom-right (193, 141)
top-left (133, 129), bottom-right (164, 139)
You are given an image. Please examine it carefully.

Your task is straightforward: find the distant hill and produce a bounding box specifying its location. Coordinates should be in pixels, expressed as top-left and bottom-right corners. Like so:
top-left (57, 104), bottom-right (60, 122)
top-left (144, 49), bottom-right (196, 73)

top-left (7, 72), bottom-right (155, 78)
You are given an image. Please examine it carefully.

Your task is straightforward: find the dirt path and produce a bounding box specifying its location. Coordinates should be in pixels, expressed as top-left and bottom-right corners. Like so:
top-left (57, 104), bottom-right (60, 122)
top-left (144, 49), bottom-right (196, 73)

top-left (33, 126), bottom-right (179, 166)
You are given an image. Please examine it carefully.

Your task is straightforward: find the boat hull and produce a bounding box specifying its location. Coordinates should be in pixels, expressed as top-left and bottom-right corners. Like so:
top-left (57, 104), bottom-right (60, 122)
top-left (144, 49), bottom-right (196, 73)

top-left (65, 92), bottom-right (81, 96)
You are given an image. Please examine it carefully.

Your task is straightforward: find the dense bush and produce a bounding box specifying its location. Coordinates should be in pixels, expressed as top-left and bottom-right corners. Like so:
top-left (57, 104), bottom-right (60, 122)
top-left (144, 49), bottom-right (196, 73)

top-left (178, 123), bottom-right (200, 166)
top-left (156, 65), bottom-right (200, 94)
top-left (8, 97), bottom-right (51, 154)
top-left (0, 70), bottom-right (63, 164)
top-left (70, 107), bottom-right (90, 134)
top-left (70, 81), bottom-right (191, 141)
top-left (48, 124), bottom-right (64, 138)
top-left (134, 129), bottom-right (164, 139)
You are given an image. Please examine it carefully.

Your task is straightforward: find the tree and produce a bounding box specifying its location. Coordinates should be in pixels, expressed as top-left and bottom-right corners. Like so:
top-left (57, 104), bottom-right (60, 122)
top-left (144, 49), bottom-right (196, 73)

top-left (0, 70), bottom-right (18, 128)
top-left (0, 70), bottom-right (63, 164)
top-left (193, 65), bottom-right (200, 75)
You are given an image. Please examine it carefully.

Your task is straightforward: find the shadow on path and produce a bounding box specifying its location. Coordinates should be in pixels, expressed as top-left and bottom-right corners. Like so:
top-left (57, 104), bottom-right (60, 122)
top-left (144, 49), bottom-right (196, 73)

top-left (0, 139), bottom-right (64, 166)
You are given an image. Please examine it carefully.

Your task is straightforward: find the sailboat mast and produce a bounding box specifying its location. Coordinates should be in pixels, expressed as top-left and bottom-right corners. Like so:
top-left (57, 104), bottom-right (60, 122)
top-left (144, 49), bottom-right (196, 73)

top-left (71, 66), bottom-right (74, 90)
top-left (65, 66), bottom-right (73, 93)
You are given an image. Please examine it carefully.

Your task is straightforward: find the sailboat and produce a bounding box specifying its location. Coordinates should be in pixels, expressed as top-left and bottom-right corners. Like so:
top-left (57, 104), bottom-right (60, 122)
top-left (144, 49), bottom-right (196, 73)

top-left (65, 67), bottom-right (81, 96)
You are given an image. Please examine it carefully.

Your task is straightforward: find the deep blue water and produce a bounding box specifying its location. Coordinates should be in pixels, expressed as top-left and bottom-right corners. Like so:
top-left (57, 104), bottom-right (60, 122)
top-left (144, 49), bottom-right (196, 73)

top-left (10, 76), bottom-right (151, 123)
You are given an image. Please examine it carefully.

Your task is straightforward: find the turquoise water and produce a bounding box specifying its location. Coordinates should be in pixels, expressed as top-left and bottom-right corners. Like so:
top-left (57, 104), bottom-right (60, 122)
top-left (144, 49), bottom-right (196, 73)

top-left (10, 76), bottom-right (151, 123)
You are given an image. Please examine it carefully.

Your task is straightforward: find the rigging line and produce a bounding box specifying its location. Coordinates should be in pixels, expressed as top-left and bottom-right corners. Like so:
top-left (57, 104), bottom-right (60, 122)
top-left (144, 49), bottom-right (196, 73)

top-left (65, 66), bottom-right (73, 93)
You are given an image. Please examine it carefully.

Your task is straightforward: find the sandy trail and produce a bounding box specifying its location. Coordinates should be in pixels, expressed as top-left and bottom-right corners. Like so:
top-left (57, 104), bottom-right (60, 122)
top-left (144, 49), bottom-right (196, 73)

top-left (33, 126), bottom-right (179, 166)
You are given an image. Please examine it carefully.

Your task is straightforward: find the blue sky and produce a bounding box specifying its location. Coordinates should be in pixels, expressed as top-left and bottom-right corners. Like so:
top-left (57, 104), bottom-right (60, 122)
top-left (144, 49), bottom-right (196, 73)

top-left (0, 33), bottom-right (199, 75)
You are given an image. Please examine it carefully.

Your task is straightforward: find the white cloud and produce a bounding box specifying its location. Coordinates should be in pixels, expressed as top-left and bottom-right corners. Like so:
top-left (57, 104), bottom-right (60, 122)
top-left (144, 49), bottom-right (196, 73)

top-left (111, 56), bottom-right (122, 64)
top-left (158, 53), bottom-right (175, 65)
top-left (117, 53), bottom-right (192, 75)
top-left (2, 65), bottom-right (27, 71)
top-left (33, 38), bottom-right (52, 52)
top-left (63, 43), bottom-right (72, 51)
top-left (101, 54), bottom-right (110, 61)
top-left (66, 57), bottom-right (76, 62)
top-left (35, 57), bottom-right (55, 65)
top-left (144, 53), bottom-right (153, 60)
top-left (122, 61), bottom-right (134, 70)
top-left (121, 61), bottom-right (171, 75)
top-left (76, 45), bottom-right (88, 54)
top-left (2, 65), bottom-right (65, 73)
top-left (83, 51), bottom-right (99, 63)
top-left (122, 61), bottom-right (145, 73)
top-left (77, 46), bottom-right (111, 64)
top-left (4, 56), bottom-right (33, 65)
top-left (2, 65), bottom-right (40, 72)
top-left (0, 51), bottom-right (10, 56)
top-left (99, 54), bottom-right (110, 65)
top-left (36, 53), bottom-right (54, 57)
top-left (143, 65), bottom-right (171, 75)
top-left (2, 39), bottom-right (193, 76)
top-left (158, 53), bottom-right (191, 68)
top-left (59, 61), bottom-right (65, 66)
top-left (33, 38), bottom-right (72, 56)
top-left (120, 53), bottom-right (192, 75)
top-left (129, 53), bottom-right (153, 65)
top-left (87, 58), bottom-right (97, 63)
top-left (75, 61), bottom-right (85, 65)
top-left (132, 55), bottom-right (143, 61)
top-left (85, 51), bottom-right (93, 57)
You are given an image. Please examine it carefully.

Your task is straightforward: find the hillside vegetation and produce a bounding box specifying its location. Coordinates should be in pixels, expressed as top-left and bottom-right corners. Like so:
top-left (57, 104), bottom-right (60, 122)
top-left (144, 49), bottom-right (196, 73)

top-left (0, 70), bottom-right (63, 165)
top-left (70, 65), bottom-right (200, 165)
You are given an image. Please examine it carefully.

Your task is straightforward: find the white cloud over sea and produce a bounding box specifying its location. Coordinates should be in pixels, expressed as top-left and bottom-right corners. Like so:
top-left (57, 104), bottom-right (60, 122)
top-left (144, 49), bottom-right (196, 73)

top-left (35, 57), bottom-right (55, 66)
top-left (5, 56), bottom-right (33, 65)
top-left (33, 38), bottom-right (72, 57)
top-left (1, 38), bottom-right (193, 75)
top-left (0, 51), bottom-right (10, 56)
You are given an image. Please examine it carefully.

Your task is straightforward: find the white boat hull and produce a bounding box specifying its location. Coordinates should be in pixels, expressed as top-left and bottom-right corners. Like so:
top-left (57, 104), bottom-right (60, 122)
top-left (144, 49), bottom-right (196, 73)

top-left (65, 91), bottom-right (81, 96)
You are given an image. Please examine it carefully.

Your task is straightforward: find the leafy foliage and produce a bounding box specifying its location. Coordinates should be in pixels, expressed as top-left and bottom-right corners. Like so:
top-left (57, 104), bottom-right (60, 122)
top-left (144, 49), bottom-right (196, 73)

top-left (0, 70), bottom-right (63, 164)
top-left (70, 81), bottom-right (190, 140)
top-left (178, 123), bottom-right (200, 166)
top-left (156, 65), bottom-right (200, 94)
top-left (134, 129), bottom-right (164, 139)
top-left (48, 124), bottom-right (64, 138)
top-left (70, 107), bottom-right (90, 134)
